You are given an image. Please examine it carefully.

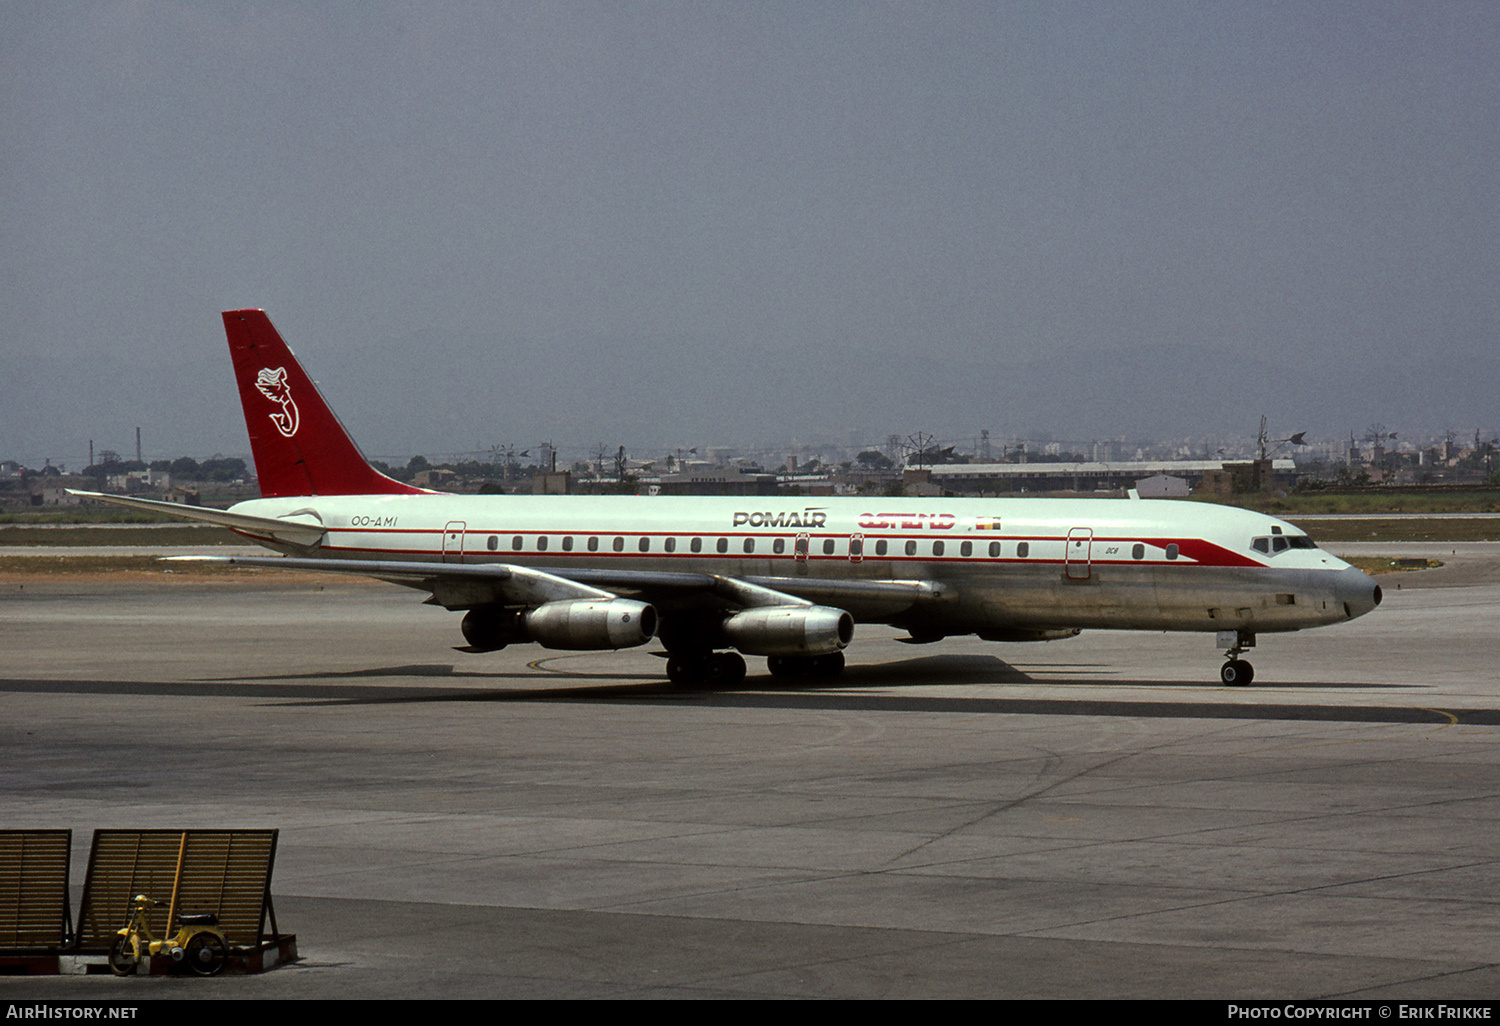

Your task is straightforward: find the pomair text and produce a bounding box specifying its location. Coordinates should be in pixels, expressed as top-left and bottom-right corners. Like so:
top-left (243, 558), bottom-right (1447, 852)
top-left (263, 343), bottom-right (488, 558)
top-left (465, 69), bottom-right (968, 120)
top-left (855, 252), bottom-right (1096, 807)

top-left (732, 510), bottom-right (827, 529)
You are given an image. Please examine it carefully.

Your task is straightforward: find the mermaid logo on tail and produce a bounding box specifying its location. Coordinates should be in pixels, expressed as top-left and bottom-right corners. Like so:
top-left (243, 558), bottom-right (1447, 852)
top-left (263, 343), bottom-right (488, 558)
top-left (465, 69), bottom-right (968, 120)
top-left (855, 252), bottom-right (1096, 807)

top-left (255, 367), bottom-right (300, 437)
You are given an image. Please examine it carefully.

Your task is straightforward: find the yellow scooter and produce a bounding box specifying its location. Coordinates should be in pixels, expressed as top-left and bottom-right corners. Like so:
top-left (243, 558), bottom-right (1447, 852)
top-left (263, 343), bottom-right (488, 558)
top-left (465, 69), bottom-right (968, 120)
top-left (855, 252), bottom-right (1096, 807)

top-left (108, 894), bottom-right (229, 976)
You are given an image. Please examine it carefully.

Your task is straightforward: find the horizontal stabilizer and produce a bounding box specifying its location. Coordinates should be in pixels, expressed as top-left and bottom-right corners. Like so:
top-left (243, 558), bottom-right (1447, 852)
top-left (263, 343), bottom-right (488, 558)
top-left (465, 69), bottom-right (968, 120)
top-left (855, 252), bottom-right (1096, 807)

top-left (67, 491), bottom-right (327, 548)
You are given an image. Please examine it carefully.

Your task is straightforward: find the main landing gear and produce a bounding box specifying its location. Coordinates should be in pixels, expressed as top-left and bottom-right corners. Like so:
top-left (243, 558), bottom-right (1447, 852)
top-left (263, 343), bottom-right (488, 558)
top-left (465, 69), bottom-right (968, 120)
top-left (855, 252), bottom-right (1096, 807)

top-left (666, 651), bottom-right (746, 688)
top-left (662, 650), bottom-right (847, 687)
top-left (1219, 630), bottom-right (1255, 686)
top-left (767, 652), bottom-right (845, 679)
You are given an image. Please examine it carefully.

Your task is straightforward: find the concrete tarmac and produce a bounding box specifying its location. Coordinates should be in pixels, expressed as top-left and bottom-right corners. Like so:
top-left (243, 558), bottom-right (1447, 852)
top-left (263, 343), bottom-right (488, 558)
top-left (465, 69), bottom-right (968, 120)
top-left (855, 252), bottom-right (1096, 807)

top-left (1, 546), bottom-right (1498, 999)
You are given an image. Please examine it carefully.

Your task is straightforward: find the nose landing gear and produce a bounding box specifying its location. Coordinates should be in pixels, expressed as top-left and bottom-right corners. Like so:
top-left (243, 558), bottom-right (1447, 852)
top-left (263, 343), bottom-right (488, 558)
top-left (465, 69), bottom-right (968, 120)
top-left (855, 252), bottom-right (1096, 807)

top-left (1218, 630), bottom-right (1255, 686)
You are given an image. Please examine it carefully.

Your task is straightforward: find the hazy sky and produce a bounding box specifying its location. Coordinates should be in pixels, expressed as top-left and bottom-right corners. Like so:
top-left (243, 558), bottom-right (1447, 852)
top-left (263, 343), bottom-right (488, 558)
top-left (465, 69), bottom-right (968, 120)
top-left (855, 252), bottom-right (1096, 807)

top-left (4, 1), bottom-right (1497, 468)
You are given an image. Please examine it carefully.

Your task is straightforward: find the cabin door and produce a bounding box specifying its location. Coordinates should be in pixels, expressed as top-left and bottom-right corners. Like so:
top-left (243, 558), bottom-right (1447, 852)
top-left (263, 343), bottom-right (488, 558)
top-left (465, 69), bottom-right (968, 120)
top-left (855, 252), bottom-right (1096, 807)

top-left (442, 521), bottom-right (466, 563)
top-left (1065, 527), bottom-right (1092, 580)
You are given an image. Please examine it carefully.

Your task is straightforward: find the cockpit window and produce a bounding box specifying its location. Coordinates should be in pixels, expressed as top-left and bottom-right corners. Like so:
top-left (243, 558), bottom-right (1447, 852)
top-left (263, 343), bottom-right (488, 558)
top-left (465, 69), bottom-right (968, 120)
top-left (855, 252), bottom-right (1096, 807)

top-left (1253, 534), bottom-right (1318, 555)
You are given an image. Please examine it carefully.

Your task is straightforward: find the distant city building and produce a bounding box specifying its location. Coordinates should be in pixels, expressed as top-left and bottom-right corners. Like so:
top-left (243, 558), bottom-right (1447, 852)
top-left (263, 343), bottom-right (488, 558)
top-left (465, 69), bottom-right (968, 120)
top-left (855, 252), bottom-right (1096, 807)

top-left (532, 471), bottom-right (572, 495)
top-left (1196, 460), bottom-right (1288, 496)
top-left (1134, 474), bottom-right (1191, 498)
top-left (412, 468), bottom-right (459, 488)
top-left (644, 468), bottom-right (778, 496)
top-left (925, 459), bottom-right (1296, 495)
top-left (33, 476), bottom-right (93, 506)
top-left (902, 468), bottom-right (943, 497)
top-left (105, 469), bottom-right (172, 492)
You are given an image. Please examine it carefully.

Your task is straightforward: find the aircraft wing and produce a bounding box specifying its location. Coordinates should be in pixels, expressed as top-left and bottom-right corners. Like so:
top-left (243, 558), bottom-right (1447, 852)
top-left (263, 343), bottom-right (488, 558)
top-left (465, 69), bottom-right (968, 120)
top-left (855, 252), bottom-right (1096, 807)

top-left (78, 488), bottom-right (938, 620)
top-left (741, 575), bottom-right (943, 620)
top-left (168, 555), bottom-right (938, 621)
top-left (555, 567), bottom-right (938, 619)
top-left (169, 555), bottom-right (620, 609)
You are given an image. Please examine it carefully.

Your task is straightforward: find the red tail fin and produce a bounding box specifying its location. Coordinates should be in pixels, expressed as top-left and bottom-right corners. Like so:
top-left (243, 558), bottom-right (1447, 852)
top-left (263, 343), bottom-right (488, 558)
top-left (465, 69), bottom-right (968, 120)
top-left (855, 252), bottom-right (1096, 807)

top-left (223, 309), bottom-right (425, 498)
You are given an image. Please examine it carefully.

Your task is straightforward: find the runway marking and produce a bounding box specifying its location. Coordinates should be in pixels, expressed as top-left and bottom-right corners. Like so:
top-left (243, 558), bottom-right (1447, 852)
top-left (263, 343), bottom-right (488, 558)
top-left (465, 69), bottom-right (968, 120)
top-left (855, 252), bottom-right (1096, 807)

top-left (527, 653), bottom-right (650, 677)
top-left (1416, 707), bottom-right (1460, 727)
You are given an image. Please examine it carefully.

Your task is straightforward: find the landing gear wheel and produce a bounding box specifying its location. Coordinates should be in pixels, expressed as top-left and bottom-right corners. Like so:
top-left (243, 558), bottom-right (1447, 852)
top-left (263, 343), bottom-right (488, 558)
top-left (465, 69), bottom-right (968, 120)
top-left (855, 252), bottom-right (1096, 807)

top-left (108, 935), bottom-right (139, 976)
top-left (811, 651), bottom-right (845, 678)
top-left (665, 655), bottom-right (700, 687)
top-left (767, 653), bottom-right (845, 679)
top-left (184, 931), bottom-right (228, 976)
top-left (711, 652), bottom-right (746, 686)
top-left (1220, 659), bottom-right (1254, 686)
top-left (667, 653), bottom-right (746, 689)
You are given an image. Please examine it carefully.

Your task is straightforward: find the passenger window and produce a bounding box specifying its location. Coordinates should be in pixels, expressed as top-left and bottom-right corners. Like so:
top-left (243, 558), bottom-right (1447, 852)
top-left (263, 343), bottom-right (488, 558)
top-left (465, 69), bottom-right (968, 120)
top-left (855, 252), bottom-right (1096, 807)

top-left (1132, 543), bottom-right (1144, 560)
top-left (823, 539), bottom-right (835, 555)
top-left (664, 537), bottom-right (675, 553)
top-left (691, 537), bottom-right (702, 553)
top-left (773, 538), bottom-right (785, 554)
top-left (1166, 544), bottom-right (1179, 560)
top-left (875, 539), bottom-right (888, 556)
top-left (716, 538), bottom-right (728, 554)
top-left (1017, 542), bottom-right (1029, 558)
top-left (638, 537), bottom-right (650, 552)
top-left (743, 538), bottom-right (755, 554)
top-left (932, 541), bottom-right (944, 556)
top-left (512, 536), bottom-right (523, 551)
top-left (989, 541), bottom-right (1000, 557)
top-left (613, 537), bottom-right (624, 552)
top-left (536, 536), bottom-right (548, 551)
top-left (905, 540), bottom-right (917, 556)
top-left (587, 536), bottom-right (599, 552)
top-left (487, 536), bottom-right (498, 551)
top-left (850, 538), bottom-right (863, 557)
top-left (960, 541), bottom-right (972, 557)
top-left (562, 536), bottom-right (573, 552)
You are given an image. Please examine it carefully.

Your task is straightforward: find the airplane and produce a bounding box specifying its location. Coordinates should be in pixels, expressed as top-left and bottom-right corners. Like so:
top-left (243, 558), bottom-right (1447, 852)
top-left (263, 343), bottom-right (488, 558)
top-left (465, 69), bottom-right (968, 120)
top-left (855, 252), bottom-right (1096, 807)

top-left (74, 309), bottom-right (1382, 688)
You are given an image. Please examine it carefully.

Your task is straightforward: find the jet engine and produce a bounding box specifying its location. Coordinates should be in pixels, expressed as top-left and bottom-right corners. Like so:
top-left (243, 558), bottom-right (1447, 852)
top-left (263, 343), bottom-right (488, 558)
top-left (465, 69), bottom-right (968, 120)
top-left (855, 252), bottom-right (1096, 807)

top-left (719, 605), bottom-right (853, 656)
top-left (461, 600), bottom-right (657, 652)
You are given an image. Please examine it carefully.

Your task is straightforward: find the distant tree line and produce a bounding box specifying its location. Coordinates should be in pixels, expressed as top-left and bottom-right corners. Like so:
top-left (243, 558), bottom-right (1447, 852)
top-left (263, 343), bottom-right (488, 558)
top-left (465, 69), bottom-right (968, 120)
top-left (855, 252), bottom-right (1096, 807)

top-left (81, 454), bottom-right (248, 482)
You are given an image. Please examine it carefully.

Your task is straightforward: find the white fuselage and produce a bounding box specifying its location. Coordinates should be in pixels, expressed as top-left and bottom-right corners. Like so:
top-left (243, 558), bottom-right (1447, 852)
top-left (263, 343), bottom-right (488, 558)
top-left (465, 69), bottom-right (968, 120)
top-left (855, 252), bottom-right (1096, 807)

top-left (228, 493), bottom-right (1380, 637)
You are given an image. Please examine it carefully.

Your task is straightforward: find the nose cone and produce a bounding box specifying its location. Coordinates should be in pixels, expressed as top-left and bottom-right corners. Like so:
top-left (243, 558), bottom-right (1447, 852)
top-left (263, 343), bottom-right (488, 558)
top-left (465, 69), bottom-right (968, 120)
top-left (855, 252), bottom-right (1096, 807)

top-left (1335, 566), bottom-right (1382, 620)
